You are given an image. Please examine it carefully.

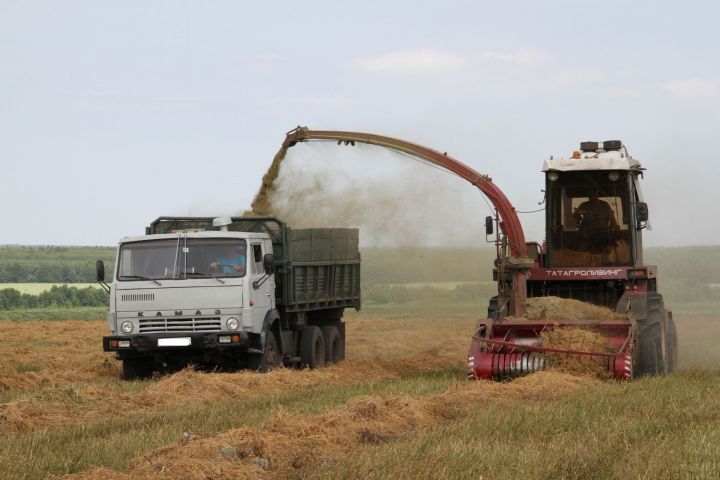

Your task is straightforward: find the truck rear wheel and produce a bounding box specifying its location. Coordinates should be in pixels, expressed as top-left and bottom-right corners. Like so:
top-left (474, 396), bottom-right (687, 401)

top-left (299, 326), bottom-right (325, 369)
top-left (633, 293), bottom-right (666, 377)
top-left (321, 325), bottom-right (343, 364)
top-left (122, 357), bottom-right (153, 380)
top-left (247, 330), bottom-right (282, 372)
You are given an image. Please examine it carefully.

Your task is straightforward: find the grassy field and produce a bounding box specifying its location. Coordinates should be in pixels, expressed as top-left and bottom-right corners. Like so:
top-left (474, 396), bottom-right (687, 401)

top-left (1, 245), bottom-right (719, 478)
top-left (0, 309), bottom-right (718, 479)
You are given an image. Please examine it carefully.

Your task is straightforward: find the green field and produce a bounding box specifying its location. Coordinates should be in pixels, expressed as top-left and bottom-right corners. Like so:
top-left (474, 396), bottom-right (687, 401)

top-left (0, 283), bottom-right (102, 294)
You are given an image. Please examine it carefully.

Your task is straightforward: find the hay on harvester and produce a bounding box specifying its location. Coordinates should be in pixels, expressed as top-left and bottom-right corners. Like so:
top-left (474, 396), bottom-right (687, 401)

top-left (524, 296), bottom-right (628, 322)
top-left (504, 297), bottom-right (626, 378)
top-left (540, 327), bottom-right (616, 379)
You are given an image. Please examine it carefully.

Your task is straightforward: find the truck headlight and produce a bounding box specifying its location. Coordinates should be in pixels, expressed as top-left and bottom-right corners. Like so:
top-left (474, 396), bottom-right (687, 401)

top-left (226, 317), bottom-right (239, 330)
top-left (120, 321), bottom-right (134, 334)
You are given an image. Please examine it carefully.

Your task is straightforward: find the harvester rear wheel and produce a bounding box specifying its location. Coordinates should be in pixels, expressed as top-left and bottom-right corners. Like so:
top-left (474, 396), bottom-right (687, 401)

top-left (665, 315), bottom-right (678, 373)
top-left (300, 326), bottom-right (325, 369)
top-left (633, 293), bottom-right (666, 377)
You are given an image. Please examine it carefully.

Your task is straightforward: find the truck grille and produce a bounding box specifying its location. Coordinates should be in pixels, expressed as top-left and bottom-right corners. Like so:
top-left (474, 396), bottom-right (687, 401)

top-left (121, 293), bottom-right (155, 302)
top-left (138, 316), bottom-right (222, 333)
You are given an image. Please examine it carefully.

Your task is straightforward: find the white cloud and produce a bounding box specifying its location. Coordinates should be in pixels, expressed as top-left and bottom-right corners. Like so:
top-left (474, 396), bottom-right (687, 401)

top-left (660, 79), bottom-right (720, 98)
top-left (477, 49), bottom-right (549, 66)
top-left (270, 96), bottom-right (355, 109)
top-left (351, 50), bottom-right (468, 74)
top-left (350, 48), bottom-right (549, 75)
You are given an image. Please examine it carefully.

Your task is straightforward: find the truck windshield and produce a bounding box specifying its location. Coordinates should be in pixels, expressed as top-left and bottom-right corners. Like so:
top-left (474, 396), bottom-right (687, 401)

top-left (118, 238), bottom-right (247, 281)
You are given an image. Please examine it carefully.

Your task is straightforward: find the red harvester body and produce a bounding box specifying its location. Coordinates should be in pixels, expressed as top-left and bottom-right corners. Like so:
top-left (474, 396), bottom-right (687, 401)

top-left (283, 129), bottom-right (677, 380)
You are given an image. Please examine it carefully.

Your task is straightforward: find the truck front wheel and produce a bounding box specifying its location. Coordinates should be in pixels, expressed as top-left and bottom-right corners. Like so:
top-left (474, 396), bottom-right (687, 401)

top-left (248, 330), bottom-right (282, 372)
top-left (300, 326), bottom-right (325, 369)
top-left (122, 357), bottom-right (153, 380)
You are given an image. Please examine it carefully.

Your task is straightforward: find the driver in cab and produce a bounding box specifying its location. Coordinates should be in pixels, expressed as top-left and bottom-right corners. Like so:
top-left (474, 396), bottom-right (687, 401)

top-left (572, 190), bottom-right (619, 251)
top-left (210, 245), bottom-right (246, 275)
top-left (573, 190), bottom-right (619, 231)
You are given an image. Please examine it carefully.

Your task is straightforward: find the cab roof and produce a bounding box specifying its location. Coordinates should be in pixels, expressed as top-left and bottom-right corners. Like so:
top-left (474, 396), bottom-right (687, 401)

top-left (543, 142), bottom-right (642, 172)
top-left (119, 230), bottom-right (269, 244)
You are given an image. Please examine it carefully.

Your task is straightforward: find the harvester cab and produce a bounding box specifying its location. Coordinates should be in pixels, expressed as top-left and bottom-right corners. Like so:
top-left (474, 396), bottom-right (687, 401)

top-left (469, 140), bottom-right (677, 381)
top-left (543, 140), bottom-right (647, 272)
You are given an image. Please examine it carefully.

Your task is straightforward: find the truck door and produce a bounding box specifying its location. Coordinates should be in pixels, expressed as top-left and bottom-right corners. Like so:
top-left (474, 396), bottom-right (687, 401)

top-left (249, 242), bottom-right (274, 328)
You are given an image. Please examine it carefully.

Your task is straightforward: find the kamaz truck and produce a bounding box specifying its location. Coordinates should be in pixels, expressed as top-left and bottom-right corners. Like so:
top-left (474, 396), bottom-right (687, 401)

top-left (98, 216), bottom-right (360, 380)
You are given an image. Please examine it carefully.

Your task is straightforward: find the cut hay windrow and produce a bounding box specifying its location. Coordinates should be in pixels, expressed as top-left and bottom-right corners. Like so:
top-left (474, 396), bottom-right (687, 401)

top-left (66, 371), bottom-right (594, 480)
top-left (0, 318), bottom-right (471, 435)
top-left (0, 353), bottom-right (460, 435)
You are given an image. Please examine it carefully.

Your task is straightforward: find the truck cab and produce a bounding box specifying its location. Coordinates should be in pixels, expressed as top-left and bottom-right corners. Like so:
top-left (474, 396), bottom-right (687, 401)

top-left (100, 216), bottom-right (361, 380)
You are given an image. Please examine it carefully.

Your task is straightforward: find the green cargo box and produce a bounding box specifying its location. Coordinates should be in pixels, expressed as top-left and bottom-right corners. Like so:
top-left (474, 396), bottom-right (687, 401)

top-left (148, 217), bottom-right (361, 313)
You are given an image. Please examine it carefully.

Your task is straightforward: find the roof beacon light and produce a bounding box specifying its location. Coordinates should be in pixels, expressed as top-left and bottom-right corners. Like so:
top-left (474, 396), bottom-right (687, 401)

top-left (212, 217), bottom-right (232, 232)
top-left (580, 141), bottom-right (599, 152)
top-left (603, 140), bottom-right (622, 151)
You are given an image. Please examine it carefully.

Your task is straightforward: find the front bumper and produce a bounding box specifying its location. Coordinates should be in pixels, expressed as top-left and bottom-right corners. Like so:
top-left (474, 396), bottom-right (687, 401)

top-left (103, 331), bottom-right (250, 355)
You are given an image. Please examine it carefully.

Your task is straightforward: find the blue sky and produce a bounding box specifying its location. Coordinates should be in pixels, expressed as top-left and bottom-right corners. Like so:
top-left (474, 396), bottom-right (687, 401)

top-left (1, 0), bottom-right (718, 246)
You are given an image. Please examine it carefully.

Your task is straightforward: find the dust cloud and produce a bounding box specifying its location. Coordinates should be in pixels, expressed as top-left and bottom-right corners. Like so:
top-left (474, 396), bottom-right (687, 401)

top-left (254, 143), bottom-right (489, 246)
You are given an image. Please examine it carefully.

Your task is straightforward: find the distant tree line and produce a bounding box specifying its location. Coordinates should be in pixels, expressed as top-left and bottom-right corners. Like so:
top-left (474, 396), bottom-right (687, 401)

top-left (0, 246), bottom-right (115, 283)
top-left (0, 285), bottom-right (108, 310)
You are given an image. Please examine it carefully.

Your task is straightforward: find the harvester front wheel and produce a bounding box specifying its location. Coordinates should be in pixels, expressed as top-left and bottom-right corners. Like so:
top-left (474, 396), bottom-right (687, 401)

top-left (487, 296), bottom-right (499, 320)
top-left (633, 293), bottom-right (666, 377)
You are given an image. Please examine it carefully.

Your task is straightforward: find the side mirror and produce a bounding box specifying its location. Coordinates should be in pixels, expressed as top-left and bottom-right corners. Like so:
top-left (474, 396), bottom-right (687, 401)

top-left (96, 260), bottom-right (105, 282)
top-left (263, 253), bottom-right (275, 274)
top-left (485, 216), bottom-right (494, 235)
top-left (637, 202), bottom-right (649, 223)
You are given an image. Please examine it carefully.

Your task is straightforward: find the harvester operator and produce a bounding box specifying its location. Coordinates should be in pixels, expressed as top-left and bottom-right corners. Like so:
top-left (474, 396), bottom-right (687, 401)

top-left (573, 190), bottom-right (619, 252)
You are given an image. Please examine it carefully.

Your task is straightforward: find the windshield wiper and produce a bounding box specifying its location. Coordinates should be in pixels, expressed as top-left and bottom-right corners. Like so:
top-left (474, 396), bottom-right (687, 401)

top-left (119, 275), bottom-right (163, 286)
top-left (183, 271), bottom-right (226, 284)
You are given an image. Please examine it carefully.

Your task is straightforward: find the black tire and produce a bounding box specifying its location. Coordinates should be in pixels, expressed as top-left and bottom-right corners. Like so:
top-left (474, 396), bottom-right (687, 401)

top-left (321, 325), bottom-right (343, 364)
top-left (633, 293), bottom-right (666, 377)
top-left (299, 326), bottom-right (325, 369)
top-left (122, 357), bottom-right (153, 380)
top-left (665, 314), bottom-right (678, 373)
top-left (487, 296), bottom-right (499, 320)
top-left (247, 330), bottom-right (282, 372)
